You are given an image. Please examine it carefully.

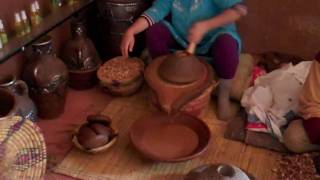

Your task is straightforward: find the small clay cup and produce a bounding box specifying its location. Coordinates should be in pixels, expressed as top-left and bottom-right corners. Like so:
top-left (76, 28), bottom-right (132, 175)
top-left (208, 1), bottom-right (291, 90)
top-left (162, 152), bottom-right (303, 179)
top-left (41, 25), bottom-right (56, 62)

top-left (73, 115), bottom-right (118, 154)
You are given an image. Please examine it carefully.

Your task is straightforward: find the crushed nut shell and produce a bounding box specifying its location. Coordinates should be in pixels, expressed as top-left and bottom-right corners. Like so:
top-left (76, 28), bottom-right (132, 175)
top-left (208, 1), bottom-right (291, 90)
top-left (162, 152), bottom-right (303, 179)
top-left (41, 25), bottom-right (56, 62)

top-left (273, 153), bottom-right (320, 180)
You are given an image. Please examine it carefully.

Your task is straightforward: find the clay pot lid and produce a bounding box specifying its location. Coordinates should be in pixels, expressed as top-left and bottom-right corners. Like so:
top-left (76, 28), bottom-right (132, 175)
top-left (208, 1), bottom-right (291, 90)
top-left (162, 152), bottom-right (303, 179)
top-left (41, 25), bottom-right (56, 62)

top-left (158, 51), bottom-right (205, 84)
top-left (130, 112), bottom-right (211, 162)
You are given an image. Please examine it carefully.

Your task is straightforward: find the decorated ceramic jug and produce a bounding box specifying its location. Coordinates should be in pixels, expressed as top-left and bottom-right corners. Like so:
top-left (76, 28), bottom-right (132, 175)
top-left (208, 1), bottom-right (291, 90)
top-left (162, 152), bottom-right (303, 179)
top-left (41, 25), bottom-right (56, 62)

top-left (0, 75), bottom-right (37, 121)
top-left (62, 20), bottom-right (101, 90)
top-left (23, 35), bottom-right (69, 119)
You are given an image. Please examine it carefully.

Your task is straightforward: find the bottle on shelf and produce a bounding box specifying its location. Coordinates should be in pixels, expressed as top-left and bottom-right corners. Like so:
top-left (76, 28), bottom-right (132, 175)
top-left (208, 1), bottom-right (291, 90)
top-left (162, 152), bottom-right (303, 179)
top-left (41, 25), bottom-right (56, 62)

top-left (51, 0), bottom-right (63, 9)
top-left (21, 10), bottom-right (31, 34)
top-left (0, 38), bottom-right (3, 49)
top-left (0, 19), bottom-right (8, 44)
top-left (67, 0), bottom-right (78, 6)
top-left (14, 12), bottom-right (25, 37)
top-left (30, 2), bottom-right (42, 26)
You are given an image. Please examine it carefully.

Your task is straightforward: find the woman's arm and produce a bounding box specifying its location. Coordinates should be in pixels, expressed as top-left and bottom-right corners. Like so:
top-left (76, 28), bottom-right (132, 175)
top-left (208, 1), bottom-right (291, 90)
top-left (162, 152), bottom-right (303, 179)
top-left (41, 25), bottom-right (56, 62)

top-left (188, 4), bottom-right (247, 44)
top-left (121, 0), bottom-right (173, 57)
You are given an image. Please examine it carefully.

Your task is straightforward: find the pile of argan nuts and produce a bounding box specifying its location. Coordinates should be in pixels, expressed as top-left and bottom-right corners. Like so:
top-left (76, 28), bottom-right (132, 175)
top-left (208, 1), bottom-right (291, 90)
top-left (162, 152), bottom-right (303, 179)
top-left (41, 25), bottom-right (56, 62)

top-left (102, 58), bottom-right (142, 82)
top-left (273, 153), bottom-right (320, 180)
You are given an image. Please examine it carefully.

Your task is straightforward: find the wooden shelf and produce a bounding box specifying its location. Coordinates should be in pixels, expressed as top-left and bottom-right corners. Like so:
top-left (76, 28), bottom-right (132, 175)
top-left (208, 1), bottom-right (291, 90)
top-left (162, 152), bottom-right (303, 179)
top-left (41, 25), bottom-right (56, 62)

top-left (0, 0), bottom-right (95, 64)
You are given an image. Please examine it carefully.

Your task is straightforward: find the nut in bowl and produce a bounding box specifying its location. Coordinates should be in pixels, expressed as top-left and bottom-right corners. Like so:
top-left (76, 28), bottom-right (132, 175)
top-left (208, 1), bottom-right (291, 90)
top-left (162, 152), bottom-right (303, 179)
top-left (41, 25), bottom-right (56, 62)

top-left (97, 56), bottom-right (145, 96)
top-left (73, 115), bottom-right (118, 154)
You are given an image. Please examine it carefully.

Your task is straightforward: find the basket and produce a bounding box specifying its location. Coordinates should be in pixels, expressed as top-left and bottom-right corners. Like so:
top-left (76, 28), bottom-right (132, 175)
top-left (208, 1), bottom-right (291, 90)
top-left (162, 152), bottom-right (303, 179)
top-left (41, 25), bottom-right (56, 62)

top-left (0, 116), bottom-right (47, 180)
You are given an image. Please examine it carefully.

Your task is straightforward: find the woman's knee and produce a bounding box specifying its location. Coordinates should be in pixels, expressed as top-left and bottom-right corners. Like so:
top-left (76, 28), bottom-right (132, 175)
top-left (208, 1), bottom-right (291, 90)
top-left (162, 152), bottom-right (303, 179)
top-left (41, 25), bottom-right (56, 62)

top-left (146, 23), bottom-right (172, 45)
top-left (211, 34), bottom-right (239, 79)
top-left (283, 120), bottom-right (320, 153)
top-left (146, 23), bottom-right (175, 58)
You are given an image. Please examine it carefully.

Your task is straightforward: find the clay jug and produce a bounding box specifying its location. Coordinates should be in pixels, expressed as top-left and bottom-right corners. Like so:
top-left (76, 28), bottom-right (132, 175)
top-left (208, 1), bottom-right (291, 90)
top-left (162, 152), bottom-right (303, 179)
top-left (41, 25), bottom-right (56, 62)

top-left (0, 75), bottom-right (37, 121)
top-left (23, 36), bottom-right (69, 119)
top-left (62, 20), bottom-right (101, 90)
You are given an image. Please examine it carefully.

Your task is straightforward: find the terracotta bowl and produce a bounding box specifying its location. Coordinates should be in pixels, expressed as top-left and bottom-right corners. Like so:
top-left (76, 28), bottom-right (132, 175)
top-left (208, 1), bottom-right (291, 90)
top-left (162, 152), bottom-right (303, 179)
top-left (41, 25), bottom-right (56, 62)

top-left (130, 112), bottom-right (211, 162)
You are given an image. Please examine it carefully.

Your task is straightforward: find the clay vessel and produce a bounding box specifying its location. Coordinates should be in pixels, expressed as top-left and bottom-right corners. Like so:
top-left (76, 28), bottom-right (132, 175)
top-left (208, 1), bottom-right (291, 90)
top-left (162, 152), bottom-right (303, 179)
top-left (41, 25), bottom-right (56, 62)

top-left (145, 54), bottom-right (215, 115)
top-left (96, 0), bottom-right (150, 58)
top-left (23, 36), bottom-right (69, 119)
top-left (62, 20), bottom-right (101, 90)
top-left (0, 75), bottom-right (37, 121)
top-left (0, 89), bottom-right (17, 120)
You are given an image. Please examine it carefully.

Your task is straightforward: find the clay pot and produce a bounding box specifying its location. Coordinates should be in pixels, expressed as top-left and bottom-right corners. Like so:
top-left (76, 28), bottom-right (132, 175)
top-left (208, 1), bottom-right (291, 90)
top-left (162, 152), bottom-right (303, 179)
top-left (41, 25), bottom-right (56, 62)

top-left (23, 36), bottom-right (69, 119)
top-left (145, 55), bottom-right (215, 114)
top-left (96, 0), bottom-right (150, 57)
top-left (62, 20), bottom-right (101, 90)
top-left (0, 75), bottom-right (37, 121)
top-left (0, 89), bottom-right (16, 119)
top-left (130, 112), bottom-right (211, 162)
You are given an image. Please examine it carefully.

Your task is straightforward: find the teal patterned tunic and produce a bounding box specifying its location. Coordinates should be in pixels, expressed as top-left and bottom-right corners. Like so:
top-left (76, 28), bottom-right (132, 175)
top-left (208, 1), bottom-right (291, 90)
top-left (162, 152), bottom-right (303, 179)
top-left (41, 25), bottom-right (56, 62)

top-left (142, 0), bottom-right (243, 55)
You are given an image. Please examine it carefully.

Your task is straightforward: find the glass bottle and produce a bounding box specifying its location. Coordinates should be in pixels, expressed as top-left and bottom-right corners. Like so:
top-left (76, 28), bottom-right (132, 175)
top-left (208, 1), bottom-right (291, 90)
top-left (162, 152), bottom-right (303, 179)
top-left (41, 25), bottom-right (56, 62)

top-left (30, 2), bottom-right (42, 26)
top-left (23, 35), bottom-right (69, 119)
top-left (14, 13), bottom-right (25, 37)
top-left (0, 38), bottom-right (3, 49)
top-left (0, 19), bottom-right (8, 44)
top-left (21, 10), bottom-right (31, 34)
top-left (51, 0), bottom-right (63, 9)
top-left (67, 0), bottom-right (78, 6)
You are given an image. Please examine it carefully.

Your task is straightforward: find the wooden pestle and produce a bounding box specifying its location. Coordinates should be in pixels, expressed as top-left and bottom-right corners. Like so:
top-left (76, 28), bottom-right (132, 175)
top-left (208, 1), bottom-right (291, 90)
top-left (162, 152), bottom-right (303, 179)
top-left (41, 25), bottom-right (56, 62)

top-left (186, 43), bottom-right (196, 55)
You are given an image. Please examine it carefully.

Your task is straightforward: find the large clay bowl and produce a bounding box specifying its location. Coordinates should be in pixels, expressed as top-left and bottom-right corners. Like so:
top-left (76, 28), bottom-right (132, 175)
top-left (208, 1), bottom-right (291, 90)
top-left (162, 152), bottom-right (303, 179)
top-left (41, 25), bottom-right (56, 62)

top-left (130, 112), bottom-right (211, 162)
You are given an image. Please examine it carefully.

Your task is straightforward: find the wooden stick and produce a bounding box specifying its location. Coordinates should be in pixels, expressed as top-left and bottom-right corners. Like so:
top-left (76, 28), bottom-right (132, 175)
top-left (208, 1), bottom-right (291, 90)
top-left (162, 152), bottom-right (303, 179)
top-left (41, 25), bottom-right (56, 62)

top-left (186, 43), bottom-right (196, 54)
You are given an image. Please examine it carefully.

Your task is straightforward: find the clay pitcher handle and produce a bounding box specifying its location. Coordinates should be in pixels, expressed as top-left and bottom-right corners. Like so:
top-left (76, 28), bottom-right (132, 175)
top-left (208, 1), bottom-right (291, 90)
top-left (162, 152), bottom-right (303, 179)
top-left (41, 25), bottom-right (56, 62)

top-left (186, 43), bottom-right (196, 55)
top-left (14, 80), bottom-right (29, 97)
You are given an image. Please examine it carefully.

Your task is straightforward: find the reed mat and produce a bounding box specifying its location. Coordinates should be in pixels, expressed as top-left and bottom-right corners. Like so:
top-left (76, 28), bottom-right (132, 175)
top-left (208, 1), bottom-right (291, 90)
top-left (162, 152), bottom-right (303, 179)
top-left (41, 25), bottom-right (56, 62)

top-left (53, 89), bottom-right (280, 180)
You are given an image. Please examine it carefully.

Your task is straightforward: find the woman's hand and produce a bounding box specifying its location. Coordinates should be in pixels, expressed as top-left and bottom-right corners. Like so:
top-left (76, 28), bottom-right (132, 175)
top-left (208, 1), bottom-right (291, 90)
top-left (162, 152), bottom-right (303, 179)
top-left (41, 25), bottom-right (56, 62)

top-left (188, 21), bottom-right (210, 44)
top-left (121, 30), bottom-right (135, 57)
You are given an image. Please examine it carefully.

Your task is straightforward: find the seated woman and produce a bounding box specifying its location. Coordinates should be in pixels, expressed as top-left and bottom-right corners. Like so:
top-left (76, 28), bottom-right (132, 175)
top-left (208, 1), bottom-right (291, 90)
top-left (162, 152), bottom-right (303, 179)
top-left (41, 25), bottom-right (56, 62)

top-left (121, 0), bottom-right (248, 120)
top-left (283, 52), bottom-right (320, 153)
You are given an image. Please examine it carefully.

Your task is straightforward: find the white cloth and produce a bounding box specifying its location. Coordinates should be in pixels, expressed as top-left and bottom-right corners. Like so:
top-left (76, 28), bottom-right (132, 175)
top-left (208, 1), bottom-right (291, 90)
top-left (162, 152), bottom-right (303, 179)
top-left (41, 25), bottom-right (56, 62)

top-left (241, 61), bottom-right (312, 142)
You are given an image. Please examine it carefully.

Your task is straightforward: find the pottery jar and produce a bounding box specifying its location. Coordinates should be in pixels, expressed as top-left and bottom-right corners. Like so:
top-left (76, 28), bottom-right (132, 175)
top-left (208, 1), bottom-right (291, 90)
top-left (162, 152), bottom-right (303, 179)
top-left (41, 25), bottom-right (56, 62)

top-left (23, 35), bottom-right (69, 119)
top-left (62, 20), bottom-right (101, 90)
top-left (0, 75), bottom-right (37, 121)
top-left (96, 0), bottom-right (150, 58)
